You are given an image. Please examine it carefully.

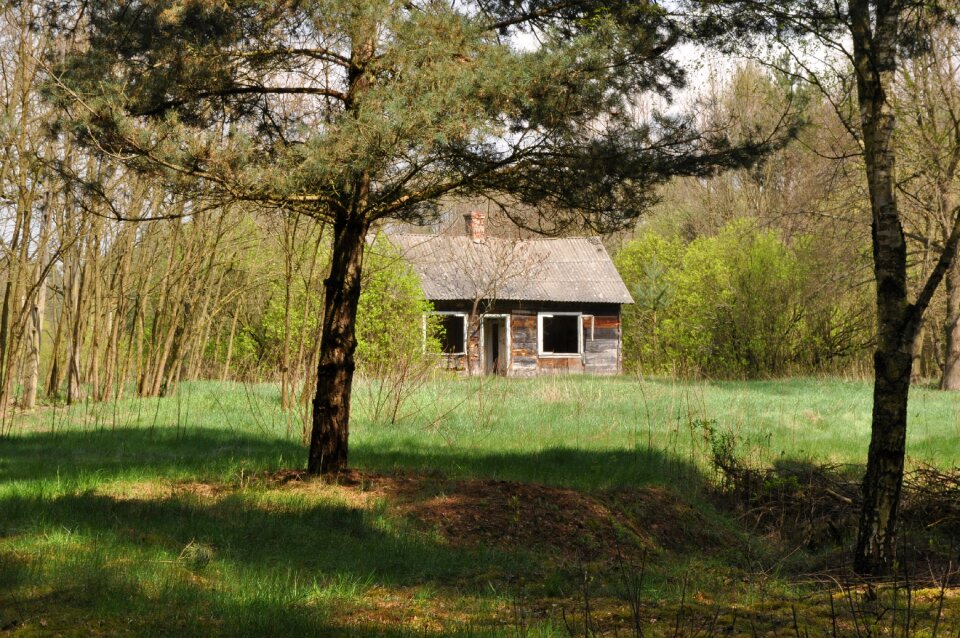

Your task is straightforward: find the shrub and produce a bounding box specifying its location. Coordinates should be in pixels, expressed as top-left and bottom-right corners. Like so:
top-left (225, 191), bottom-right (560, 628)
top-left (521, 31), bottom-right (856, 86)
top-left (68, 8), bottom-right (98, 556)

top-left (355, 236), bottom-right (440, 423)
top-left (616, 221), bottom-right (872, 378)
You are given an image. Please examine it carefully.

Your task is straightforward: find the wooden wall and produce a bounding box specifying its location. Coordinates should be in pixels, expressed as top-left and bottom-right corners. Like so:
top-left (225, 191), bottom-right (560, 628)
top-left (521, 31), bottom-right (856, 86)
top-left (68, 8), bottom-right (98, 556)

top-left (582, 315), bottom-right (621, 375)
top-left (509, 314), bottom-right (538, 376)
top-left (508, 303), bottom-right (622, 376)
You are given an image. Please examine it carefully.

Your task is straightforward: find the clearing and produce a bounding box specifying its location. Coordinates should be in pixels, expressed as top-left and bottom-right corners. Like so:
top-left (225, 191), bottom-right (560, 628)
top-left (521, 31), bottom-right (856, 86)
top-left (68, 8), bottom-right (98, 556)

top-left (1, 376), bottom-right (959, 636)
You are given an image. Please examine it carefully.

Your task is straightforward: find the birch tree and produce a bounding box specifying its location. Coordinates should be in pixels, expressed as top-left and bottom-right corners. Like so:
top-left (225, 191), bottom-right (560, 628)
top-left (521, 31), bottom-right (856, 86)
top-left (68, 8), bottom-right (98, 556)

top-left (693, 0), bottom-right (960, 574)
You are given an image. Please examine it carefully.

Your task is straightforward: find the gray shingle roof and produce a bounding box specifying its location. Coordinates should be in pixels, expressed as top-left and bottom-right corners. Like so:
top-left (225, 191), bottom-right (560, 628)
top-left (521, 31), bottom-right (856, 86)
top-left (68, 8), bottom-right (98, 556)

top-left (388, 234), bottom-right (633, 304)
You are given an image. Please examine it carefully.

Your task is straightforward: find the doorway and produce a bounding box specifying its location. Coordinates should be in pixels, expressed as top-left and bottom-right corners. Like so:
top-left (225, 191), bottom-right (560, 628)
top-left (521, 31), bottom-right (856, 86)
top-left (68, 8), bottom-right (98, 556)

top-left (482, 316), bottom-right (508, 375)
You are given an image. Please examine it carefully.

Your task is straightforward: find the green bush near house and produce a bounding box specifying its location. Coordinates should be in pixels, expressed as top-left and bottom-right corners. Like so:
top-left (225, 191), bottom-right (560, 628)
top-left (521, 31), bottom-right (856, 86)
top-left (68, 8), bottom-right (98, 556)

top-left (616, 221), bottom-right (874, 378)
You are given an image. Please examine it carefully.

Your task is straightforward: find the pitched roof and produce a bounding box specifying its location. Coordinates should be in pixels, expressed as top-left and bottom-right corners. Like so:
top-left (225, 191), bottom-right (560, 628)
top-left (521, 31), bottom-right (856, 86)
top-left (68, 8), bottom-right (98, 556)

top-left (387, 234), bottom-right (633, 304)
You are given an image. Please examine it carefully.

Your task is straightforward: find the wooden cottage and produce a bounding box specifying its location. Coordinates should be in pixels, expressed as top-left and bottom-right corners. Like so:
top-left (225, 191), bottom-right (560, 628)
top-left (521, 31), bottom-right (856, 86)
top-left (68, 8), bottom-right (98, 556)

top-left (389, 212), bottom-right (633, 376)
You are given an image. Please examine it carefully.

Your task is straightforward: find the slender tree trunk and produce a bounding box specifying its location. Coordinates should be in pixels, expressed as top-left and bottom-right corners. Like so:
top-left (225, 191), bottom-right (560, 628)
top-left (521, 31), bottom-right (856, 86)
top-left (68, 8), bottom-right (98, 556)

top-left (222, 300), bottom-right (240, 382)
top-left (21, 201), bottom-right (52, 409)
top-left (307, 211), bottom-right (369, 474)
top-left (86, 236), bottom-right (102, 400)
top-left (942, 262), bottom-right (960, 389)
top-left (910, 319), bottom-right (926, 382)
top-left (293, 228), bottom-right (326, 402)
top-left (159, 302), bottom-right (189, 397)
top-left (98, 221), bottom-right (132, 402)
top-left (281, 214), bottom-right (298, 410)
top-left (0, 210), bottom-right (27, 415)
top-left (21, 275), bottom-right (46, 409)
top-left (66, 259), bottom-right (86, 405)
top-left (46, 288), bottom-right (65, 398)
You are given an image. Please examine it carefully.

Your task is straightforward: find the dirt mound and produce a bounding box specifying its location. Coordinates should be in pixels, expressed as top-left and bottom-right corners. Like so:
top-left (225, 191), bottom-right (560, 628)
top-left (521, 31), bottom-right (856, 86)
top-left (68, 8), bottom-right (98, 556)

top-left (609, 486), bottom-right (739, 555)
top-left (400, 479), bottom-right (651, 562)
top-left (254, 468), bottom-right (735, 564)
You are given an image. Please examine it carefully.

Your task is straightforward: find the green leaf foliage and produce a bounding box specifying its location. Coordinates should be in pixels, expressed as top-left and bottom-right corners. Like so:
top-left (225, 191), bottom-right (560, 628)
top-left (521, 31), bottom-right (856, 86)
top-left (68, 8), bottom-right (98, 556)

top-left (616, 220), bottom-right (873, 378)
top-left (355, 236), bottom-right (438, 377)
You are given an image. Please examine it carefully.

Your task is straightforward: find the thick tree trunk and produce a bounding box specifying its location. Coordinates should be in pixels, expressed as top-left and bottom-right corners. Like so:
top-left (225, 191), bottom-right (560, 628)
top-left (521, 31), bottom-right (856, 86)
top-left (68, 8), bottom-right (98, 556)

top-left (855, 347), bottom-right (911, 573)
top-left (306, 212), bottom-right (368, 474)
top-left (846, 5), bottom-right (960, 574)
top-left (942, 263), bottom-right (960, 389)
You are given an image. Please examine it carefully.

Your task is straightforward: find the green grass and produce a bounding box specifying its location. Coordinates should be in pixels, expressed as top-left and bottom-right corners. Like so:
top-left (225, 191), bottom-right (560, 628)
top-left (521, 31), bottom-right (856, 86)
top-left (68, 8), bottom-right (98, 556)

top-left (2, 376), bottom-right (960, 636)
top-left (354, 375), bottom-right (960, 486)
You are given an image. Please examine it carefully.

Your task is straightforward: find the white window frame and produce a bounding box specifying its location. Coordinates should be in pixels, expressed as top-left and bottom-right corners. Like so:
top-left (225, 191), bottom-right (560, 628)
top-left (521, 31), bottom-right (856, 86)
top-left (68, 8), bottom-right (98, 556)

top-left (537, 312), bottom-right (583, 357)
top-left (426, 311), bottom-right (469, 355)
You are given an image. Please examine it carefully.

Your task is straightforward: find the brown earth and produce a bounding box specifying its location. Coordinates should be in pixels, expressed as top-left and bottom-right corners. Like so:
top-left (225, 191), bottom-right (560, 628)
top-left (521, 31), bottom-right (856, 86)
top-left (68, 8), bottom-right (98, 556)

top-left (255, 468), bottom-right (737, 566)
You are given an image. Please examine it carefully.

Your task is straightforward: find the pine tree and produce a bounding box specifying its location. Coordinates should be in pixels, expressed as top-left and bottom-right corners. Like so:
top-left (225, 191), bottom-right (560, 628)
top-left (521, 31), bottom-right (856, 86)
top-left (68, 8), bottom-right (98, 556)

top-left (49, 0), bottom-right (777, 473)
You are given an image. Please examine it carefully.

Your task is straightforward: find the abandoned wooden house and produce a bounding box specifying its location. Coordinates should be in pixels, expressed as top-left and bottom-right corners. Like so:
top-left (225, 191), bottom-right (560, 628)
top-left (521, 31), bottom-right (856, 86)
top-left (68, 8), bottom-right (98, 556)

top-left (389, 212), bottom-right (633, 375)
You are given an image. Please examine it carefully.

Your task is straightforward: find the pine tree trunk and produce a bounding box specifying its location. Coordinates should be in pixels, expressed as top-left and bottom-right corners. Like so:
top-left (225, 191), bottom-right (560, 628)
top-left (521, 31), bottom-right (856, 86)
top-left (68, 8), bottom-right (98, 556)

top-left (306, 212), bottom-right (368, 474)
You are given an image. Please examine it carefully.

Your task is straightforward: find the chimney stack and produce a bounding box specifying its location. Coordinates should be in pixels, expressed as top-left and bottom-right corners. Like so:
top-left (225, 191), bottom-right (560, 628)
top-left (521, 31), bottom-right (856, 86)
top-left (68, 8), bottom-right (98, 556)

top-left (464, 210), bottom-right (486, 243)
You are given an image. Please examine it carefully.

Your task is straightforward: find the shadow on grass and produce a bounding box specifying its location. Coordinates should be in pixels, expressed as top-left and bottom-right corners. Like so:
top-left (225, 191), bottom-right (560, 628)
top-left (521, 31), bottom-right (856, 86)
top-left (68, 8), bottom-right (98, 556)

top-left (0, 427), bottom-right (714, 636)
top-left (0, 488), bottom-right (526, 635)
top-left (352, 444), bottom-right (707, 491)
top-left (0, 427), bottom-right (305, 484)
top-left (0, 426), bottom-right (710, 491)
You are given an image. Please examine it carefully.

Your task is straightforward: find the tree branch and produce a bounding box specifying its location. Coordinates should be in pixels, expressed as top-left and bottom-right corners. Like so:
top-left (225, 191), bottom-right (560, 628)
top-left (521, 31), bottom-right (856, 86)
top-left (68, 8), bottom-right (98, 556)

top-left (135, 85), bottom-right (348, 116)
top-left (907, 204), bottom-right (960, 337)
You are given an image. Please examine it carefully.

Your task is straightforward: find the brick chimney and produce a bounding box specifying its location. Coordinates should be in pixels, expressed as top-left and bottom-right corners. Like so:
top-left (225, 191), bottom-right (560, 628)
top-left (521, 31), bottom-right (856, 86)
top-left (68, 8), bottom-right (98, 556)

top-left (464, 210), bottom-right (486, 243)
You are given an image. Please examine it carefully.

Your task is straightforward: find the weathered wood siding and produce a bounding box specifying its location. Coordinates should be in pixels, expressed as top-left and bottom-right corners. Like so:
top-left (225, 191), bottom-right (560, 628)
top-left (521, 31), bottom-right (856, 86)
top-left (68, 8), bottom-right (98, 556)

top-left (582, 315), bottom-right (621, 374)
top-left (509, 313), bottom-right (537, 376)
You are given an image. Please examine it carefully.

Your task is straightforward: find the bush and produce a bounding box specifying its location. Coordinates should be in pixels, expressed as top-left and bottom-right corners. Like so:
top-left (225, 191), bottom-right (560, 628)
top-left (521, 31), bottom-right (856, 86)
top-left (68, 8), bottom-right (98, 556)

top-left (616, 221), bottom-right (872, 378)
top-left (355, 236), bottom-right (440, 423)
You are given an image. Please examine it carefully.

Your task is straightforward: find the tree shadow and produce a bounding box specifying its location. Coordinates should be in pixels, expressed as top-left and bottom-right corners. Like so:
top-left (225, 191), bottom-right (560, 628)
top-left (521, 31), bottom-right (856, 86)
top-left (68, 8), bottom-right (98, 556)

top-left (0, 425), bottom-right (710, 491)
top-left (0, 426), bottom-right (717, 635)
top-left (0, 427), bottom-right (304, 484)
top-left (352, 443), bottom-right (708, 492)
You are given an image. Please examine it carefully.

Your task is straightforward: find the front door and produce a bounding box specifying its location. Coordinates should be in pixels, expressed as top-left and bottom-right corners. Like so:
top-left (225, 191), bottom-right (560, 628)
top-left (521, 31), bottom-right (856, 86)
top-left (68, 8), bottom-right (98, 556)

top-left (483, 317), bottom-right (507, 375)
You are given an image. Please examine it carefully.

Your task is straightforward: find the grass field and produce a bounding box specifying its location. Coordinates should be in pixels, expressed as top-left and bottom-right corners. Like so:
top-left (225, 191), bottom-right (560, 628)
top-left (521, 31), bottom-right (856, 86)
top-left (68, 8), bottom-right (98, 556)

top-left (2, 376), bottom-right (960, 636)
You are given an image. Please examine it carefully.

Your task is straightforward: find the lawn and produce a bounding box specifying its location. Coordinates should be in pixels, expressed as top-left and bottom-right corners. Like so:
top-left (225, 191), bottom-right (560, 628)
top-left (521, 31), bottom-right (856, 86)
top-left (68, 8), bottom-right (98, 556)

top-left (1, 376), bottom-right (959, 636)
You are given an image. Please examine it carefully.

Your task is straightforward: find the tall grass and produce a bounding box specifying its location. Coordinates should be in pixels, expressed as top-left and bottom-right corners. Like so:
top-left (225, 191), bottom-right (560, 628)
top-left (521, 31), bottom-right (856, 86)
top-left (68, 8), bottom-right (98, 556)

top-left (7, 376), bottom-right (960, 490)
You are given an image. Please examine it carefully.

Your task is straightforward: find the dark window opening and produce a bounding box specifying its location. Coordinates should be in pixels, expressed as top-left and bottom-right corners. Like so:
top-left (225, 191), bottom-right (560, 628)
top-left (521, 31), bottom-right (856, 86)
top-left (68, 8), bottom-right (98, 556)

top-left (437, 314), bottom-right (466, 354)
top-left (541, 314), bottom-right (580, 354)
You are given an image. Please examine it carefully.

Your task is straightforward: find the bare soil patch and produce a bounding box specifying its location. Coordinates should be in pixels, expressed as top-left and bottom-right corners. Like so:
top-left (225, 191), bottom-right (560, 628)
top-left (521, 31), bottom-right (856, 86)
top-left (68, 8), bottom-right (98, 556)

top-left (255, 468), bottom-right (732, 565)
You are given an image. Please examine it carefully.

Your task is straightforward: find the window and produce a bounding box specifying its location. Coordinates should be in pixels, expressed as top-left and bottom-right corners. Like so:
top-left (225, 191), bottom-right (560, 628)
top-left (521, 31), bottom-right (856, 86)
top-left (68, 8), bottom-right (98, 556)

top-left (538, 313), bottom-right (581, 355)
top-left (435, 313), bottom-right (467, 354)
